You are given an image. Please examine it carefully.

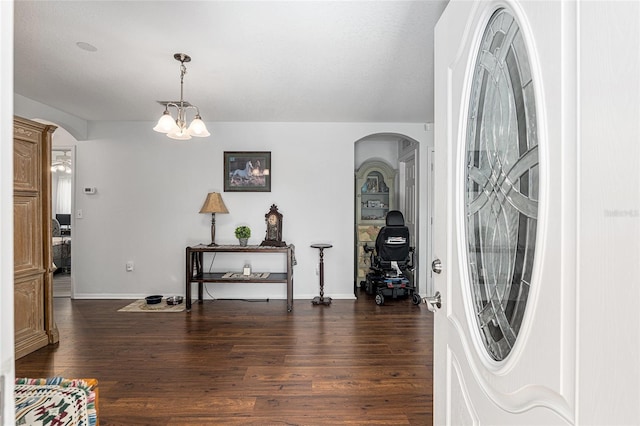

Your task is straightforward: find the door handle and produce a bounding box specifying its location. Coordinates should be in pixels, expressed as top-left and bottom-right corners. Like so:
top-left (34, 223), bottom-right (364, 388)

top-left (432, 258), bottom-right (442, 274)
top-left (423, 291), bottom-right (441, 312)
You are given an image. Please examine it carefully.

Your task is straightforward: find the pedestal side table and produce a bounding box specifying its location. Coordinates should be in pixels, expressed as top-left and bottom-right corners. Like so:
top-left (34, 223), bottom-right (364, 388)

top-left (311, 243), bottom-right (332, 306)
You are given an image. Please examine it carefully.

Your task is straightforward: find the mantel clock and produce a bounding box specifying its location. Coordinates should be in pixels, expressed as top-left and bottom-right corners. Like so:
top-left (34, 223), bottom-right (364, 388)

top-left (260, 204), bottom-right (286, 247)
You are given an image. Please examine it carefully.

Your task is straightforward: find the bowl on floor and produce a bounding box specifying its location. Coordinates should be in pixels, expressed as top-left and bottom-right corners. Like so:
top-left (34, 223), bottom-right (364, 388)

top-left (166, 296), bottom-right (183, 305)
top-left (145, 295), bottom-right (163, 305)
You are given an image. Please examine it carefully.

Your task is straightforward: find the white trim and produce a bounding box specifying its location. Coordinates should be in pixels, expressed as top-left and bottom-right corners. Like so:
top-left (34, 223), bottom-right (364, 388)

top-left (0, 1), bottom-right (14, 424)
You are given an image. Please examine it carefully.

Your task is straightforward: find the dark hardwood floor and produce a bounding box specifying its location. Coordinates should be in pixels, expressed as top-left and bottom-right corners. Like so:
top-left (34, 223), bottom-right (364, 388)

top-left (15, 289), bottom-right (434, 425)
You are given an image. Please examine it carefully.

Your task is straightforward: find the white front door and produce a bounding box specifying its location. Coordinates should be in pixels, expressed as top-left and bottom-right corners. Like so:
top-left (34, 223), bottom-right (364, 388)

top-left (432, 0), bottom-right (640, 424)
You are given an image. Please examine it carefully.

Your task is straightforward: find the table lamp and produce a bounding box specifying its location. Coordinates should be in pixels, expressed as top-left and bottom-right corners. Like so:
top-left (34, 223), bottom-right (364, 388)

top-left (199, 192), bottom-right (229, 246)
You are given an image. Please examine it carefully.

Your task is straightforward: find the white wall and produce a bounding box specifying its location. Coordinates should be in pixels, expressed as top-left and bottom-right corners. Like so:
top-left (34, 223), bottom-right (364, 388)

top-left (15, 94), bottom-right (87, 141)
top-left (0, 1), bottom-right (14, 423)
top-left (14, 95), bottom-right (435, 303)
top-left (354, 136), bottom-right (400, 170)
top-left (61, 120), bottom-right (429, 301)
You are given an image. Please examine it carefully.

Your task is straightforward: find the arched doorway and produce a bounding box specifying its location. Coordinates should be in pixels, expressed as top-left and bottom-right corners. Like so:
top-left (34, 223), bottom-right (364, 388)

top-left (353, 133), bottom-right (430, 298)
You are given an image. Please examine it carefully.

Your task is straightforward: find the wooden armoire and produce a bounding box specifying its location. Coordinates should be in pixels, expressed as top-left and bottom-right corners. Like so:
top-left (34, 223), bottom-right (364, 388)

top-left (14, 116), bottom-right (58, 359)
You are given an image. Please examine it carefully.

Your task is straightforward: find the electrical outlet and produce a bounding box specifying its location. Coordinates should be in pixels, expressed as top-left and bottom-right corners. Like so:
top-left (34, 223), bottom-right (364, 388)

top-left (126, 261), bottom-right (134, 272)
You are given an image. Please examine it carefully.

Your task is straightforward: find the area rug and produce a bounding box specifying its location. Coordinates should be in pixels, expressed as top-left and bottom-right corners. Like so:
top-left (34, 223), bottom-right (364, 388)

top-left (15, 377), bottom-right (98, 426)
top-left (117, 299), bottom-right (185, 313)
top-left (221, 272), bottom-right (270, 279)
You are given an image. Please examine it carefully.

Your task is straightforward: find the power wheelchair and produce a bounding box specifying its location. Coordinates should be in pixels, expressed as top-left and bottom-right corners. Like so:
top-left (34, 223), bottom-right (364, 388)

top-left (361, 210), bottom-right (421, 306)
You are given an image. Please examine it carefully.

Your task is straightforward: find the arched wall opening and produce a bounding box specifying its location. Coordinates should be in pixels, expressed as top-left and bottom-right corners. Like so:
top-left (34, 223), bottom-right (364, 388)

top-left (353, 132), bottom-right (432, 299)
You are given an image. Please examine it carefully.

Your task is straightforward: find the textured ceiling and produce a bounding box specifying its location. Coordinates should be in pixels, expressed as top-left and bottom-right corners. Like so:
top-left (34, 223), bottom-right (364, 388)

top-left (14, 1), bottom-right (448, 124)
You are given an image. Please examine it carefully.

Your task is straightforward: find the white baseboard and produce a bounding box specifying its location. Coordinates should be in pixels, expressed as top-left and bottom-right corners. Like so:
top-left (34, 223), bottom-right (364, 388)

top-left (71, 293), bottom-right (358, 300)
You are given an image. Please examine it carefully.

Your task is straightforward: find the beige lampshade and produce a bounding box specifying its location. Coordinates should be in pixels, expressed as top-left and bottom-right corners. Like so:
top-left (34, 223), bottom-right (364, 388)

top-left (199, 192), bottom-right (229, 214)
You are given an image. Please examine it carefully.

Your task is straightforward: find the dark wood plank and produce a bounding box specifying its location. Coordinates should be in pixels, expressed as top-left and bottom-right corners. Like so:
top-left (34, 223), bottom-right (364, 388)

top-left (15, 289), bottom-right (434, 425)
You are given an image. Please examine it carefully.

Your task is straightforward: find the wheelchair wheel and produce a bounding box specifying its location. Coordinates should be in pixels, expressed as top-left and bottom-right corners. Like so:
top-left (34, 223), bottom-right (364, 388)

top-left (375, 293), bottom-right (384, 305)
top-left (412, 293), bottom-right (422, 305)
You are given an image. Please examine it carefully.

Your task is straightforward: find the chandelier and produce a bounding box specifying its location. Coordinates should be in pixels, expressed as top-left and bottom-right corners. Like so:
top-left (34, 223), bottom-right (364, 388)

top-left (51, 151), bottom-right (72, 174)
top-left (153, 53), bottom-right (210, 140)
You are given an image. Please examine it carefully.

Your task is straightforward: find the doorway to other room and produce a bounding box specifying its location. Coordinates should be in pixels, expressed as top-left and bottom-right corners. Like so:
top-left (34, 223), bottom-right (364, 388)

top-left (51, 146), bottom-right (74, 298)
top-left (353, 134), bottom-right (421, 297)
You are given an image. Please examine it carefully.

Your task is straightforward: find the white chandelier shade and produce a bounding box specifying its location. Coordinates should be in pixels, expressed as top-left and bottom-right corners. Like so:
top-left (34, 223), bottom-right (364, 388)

top-left (187, 116), bottom-right (209, 137)
top-left (153, 111), bottom-right (180, 134)
top-left (153, 53), bottom-right (210, 140)
top-left (51, 152), bottom-right (72, 174)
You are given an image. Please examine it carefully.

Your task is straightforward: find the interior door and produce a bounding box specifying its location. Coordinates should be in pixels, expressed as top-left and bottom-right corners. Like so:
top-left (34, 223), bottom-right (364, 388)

top-left (432, 1), bottom-right (574, 423)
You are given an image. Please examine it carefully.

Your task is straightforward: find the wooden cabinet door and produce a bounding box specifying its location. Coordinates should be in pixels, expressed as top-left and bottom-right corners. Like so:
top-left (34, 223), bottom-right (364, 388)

top-left (13, 116), bottom-right (58, 359)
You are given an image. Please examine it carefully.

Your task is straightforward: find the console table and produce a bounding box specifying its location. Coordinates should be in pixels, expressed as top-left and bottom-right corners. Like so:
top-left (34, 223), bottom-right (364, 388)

top-left (185, 244), bottom-right (295, 312)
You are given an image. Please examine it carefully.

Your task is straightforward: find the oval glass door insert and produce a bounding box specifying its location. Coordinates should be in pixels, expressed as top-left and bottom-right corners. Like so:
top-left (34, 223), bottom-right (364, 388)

top-left (465, 8), bottom-right (539, 361)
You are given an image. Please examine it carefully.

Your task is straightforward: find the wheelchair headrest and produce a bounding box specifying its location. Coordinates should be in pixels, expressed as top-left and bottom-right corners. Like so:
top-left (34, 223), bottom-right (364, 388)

top-left (386, 210), bottom-right (405, 226)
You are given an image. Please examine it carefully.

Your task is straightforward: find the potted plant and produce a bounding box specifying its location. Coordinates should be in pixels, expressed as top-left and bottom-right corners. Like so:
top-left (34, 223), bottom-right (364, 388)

top-left (234, 226), bottom-right (251, 246)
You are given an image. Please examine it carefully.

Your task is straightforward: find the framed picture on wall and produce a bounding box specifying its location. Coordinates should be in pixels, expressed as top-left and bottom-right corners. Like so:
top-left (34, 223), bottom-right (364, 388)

top-left (224, 151), bottom-right (271, 192)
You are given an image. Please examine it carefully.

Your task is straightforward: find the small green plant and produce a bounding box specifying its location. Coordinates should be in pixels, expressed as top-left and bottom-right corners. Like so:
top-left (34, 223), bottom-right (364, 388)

top-left (234, 226), bottom-right (251, 239)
